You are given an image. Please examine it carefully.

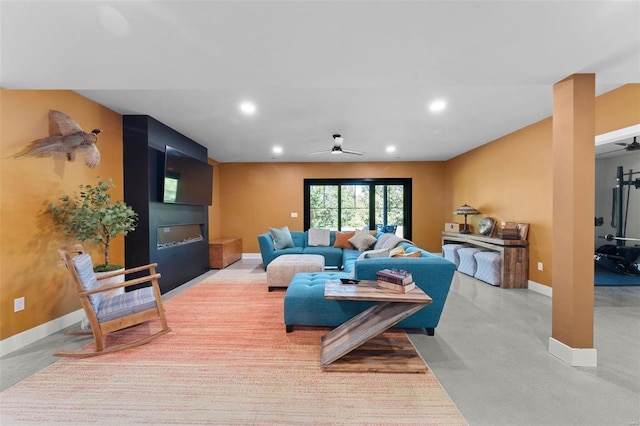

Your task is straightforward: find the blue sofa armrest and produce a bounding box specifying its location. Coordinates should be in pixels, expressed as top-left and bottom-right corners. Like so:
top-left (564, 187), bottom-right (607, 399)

top-left (353, 256), bottom-right (457, 328)
top-left (257, 232), bottom-right (276, 268)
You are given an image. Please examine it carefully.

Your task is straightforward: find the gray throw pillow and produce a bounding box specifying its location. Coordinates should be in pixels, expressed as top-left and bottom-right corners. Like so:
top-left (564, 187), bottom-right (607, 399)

top-left (349, 230), bottom-right (377, 251)
top-left (270, 226), bottom-right (294, 250)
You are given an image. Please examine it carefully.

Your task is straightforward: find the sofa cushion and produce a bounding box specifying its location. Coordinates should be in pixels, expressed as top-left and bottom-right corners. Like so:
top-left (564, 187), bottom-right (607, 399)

top-left (302, 246), bottom-right (343, 268)
top-left (270, 226), bottom-right (294, 250)
top-left (334, 231), bottom-right (355, 249)
top-left (349, 229), bottom-right (377, 251)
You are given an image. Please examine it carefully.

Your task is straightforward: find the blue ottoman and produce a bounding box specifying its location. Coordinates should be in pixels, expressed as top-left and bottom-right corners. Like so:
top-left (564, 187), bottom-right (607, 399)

top-left (284, 272), bottom-right (357, 332)
top-left (474, 251), bottom-right (502, 286)
top-left (442, 244), bottom-right (467, 267)
top-left (457, 247), bottom-right (484, 276)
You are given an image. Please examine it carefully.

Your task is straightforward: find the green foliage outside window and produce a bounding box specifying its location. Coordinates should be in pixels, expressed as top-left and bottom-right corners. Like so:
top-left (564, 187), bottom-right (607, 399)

top-left (310, 183), bottom-right (405, 234)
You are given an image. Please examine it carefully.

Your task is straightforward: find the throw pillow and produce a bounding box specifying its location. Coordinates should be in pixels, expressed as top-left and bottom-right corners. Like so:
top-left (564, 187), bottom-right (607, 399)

top-left (349, 229), bottom-right (378, 251)
top-left (269, 226), bottom-right (294, 250)
top-left (308, 228), bottom-right (330, 246)
top-left (334, 231), bottom-right (356, 249)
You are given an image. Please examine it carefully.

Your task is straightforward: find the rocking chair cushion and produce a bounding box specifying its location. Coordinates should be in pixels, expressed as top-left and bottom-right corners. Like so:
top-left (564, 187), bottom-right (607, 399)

top-left (72, 254), bottom-right (103, 313)
top-left (97, 287), bottom-right (158, 323)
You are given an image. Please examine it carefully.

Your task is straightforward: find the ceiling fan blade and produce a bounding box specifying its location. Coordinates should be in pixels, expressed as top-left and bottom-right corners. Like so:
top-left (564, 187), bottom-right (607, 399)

top-left (614, 142), bottom-right (628, 146)
top-left (306, 150), bottom-right (331, 156)
top-left (342, 149), bottom-right (365, 156)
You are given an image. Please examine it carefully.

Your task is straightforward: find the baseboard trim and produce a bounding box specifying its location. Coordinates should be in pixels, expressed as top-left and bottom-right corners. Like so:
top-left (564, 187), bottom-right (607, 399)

top-left (242, 253), bottom-right (261, 260)
top-left (548, 337), bottom-right (597, 367)
top-left (528, 280), bottom-right (552, 297)
top-left (0, 309), bottom-right (84, 357)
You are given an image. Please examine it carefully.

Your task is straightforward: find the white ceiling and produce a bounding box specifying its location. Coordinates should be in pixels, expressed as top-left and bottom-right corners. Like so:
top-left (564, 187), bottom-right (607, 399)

top-left (1, 1), bottom-right (639, 163)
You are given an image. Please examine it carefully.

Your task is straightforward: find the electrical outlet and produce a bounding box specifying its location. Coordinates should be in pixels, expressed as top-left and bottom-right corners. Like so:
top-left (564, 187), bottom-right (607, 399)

top-left (291, 212), bottom-right (298, 218)
top-left (14, 297), bottom-right (25, 312)
top-left (537, 262), bottom-right (544, 271)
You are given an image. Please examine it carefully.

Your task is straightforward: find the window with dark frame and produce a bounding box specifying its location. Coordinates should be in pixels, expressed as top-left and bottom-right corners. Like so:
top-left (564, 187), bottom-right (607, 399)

top-left (304, 178), bottom-right (412, 240)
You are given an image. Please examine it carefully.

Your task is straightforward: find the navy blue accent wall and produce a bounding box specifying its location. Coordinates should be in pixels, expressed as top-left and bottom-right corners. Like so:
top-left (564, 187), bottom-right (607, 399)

top-left (123, 115), bottom-right (210, 294)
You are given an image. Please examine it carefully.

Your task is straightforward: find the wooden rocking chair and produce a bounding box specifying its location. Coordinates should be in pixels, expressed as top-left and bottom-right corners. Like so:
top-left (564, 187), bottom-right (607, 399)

top-left (56, 244), bottom-right (171, 357)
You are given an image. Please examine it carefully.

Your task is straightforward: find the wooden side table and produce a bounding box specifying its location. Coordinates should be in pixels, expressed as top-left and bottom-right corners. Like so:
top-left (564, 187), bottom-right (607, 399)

top-left (320, 280), bottom-right (432, 373)
top-left (209, 238), bottom-right (242, 269)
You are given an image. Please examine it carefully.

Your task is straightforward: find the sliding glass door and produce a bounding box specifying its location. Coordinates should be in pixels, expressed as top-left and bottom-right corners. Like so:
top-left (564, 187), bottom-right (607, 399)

top-left (304, 178), bottom-right (412, 239)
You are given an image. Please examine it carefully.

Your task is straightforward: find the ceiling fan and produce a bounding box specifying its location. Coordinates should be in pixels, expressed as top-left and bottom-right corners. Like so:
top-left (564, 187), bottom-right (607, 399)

top-left (614, 136), bottom-right (640, 152)
top-left (307, 134), bottom-right (365, 156)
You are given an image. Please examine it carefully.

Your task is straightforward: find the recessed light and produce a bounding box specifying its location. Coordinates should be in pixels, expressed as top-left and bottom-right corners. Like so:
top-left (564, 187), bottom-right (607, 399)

top-left (429, 100), bottom-right (447, 113)
top-left (386, 146), bottom-right (396, 153)
top-left (272, 146), bottom-right (283, 154)
top-left (239, 101), bottom-right (257, 115)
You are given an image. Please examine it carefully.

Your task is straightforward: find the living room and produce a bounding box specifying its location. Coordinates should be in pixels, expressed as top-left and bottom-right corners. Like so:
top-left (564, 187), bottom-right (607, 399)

top-left (1, 1), bottom-right (639, 424)
top-left (3, 83), bottom-right (638, 350)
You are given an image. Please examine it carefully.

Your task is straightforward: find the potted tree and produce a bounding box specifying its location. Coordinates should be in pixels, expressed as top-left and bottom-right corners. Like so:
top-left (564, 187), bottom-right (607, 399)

top-left (49, 177), bottom-right (138, 273)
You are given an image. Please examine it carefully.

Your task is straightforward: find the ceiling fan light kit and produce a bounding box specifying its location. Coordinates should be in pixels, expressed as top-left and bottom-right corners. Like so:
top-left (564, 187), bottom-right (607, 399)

top-left (306, 133), bottom-right (365, 157)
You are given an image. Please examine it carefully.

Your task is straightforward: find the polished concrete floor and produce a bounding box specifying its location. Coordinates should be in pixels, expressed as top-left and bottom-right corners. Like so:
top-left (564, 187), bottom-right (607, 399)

top-left (2, 260), bottom-right (639, 426)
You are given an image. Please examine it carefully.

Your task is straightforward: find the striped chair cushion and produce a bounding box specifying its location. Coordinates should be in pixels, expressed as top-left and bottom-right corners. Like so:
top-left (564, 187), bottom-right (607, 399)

top-left (71, 254), bottom-right (102, 313)
top-left (97, 287), bottom-right (158, 323)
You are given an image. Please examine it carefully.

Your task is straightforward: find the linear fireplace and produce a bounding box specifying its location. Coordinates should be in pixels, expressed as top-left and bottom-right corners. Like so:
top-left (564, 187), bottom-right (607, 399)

top-left (157, 224), bottom-right (204, 249)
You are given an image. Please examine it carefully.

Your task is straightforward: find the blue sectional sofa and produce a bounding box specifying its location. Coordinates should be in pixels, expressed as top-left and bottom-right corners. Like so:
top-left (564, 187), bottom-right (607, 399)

top-left (258, 230), bottom-right (353, 269)
top-left (280, 238), bottom-right (457, 335)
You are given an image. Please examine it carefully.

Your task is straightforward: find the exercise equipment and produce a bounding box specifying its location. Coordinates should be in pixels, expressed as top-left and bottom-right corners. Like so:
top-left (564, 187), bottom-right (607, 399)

top-left (600, 234), bottom-right (640, 243)
top-left (594, 166), bottom-right (640, 276)
top-left (594, 244), bottom-right (640, 276)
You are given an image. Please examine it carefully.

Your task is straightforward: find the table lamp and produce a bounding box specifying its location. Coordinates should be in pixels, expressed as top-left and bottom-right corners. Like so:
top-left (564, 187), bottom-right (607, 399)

top-left (453, 204), bottom-right (480, 234)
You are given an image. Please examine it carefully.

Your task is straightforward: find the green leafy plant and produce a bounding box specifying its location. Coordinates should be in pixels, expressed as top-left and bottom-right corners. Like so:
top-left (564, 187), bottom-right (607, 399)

top-left (49, 178), bottom-right (138, 272)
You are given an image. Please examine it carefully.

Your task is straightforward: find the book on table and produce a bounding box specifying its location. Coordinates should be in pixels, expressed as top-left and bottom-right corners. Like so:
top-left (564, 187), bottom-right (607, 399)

top-left (376, 280), bottom-right (416, 293)
top-left (376, 269), bottom-right (413, 285)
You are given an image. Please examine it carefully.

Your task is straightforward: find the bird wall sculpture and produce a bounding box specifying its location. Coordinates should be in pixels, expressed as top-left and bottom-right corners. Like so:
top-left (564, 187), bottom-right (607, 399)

top-left (15, 110), bottom-right (101, 168)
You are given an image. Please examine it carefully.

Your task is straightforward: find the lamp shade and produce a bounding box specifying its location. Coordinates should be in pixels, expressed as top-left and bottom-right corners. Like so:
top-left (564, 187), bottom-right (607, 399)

top-left (453, 204), bottom-right (480, 215)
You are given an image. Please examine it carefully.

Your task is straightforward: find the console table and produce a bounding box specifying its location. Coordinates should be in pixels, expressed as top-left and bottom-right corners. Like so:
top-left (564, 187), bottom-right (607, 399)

top-left (209, 237), bottom-right (242, 269)
top-left (441, 231), bottom-right (529, 288)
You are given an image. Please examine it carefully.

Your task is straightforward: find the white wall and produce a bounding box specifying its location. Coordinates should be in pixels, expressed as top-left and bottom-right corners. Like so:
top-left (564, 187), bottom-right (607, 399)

top-left (594, 151), bottom-right (640, 249)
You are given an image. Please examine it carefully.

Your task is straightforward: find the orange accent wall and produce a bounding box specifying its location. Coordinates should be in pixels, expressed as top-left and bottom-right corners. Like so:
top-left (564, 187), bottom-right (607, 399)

top-left (0, 89), bottom-right (124, 339)
top-left (444, 84), bottom-right (639, 287)
top-left (216, 162), bottom-right (448, 253)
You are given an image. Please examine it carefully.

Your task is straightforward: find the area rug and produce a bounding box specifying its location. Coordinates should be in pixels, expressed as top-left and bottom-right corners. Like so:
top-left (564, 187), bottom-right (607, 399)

top-left (594, 265), bottom-right (640, 286)
top-left (207, 263), bottom-right (268, 285)
top-left (0, 280), bottom-right (467, 425)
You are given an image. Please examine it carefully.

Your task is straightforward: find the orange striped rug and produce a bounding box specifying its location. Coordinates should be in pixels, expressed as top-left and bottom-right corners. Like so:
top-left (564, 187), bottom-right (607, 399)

top-left (0, 280), bottom-right (467, 425)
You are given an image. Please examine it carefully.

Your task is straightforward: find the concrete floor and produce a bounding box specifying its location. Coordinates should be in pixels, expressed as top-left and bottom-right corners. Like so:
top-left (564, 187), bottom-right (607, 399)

top-left (409, 272), bottom-right (640, 426)
top-left (2, 260), bottom-right (639, 425)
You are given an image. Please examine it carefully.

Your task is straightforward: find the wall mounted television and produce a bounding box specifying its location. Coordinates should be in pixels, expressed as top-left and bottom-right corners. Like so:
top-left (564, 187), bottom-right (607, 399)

top-left (163, 146), bottom-right (213, 206)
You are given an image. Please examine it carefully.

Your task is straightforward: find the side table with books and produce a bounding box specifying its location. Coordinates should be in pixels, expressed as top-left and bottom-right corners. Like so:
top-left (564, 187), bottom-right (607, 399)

top-left (320, 278), bottom-right (432, 373)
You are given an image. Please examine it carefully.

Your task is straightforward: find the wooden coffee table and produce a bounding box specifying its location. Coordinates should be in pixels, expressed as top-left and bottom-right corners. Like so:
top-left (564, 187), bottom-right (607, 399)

top-left (320, 279), bottom-right (432, 373)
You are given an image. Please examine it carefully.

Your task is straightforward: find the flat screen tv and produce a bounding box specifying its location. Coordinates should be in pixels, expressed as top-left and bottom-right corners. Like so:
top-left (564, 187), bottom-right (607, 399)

top-left (163, 146), bottom-right (213, 206)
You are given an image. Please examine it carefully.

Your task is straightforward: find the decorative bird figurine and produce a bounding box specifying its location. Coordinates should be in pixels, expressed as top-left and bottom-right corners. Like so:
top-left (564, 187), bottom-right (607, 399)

top-left (15, 110), bottom-right (101, 168)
